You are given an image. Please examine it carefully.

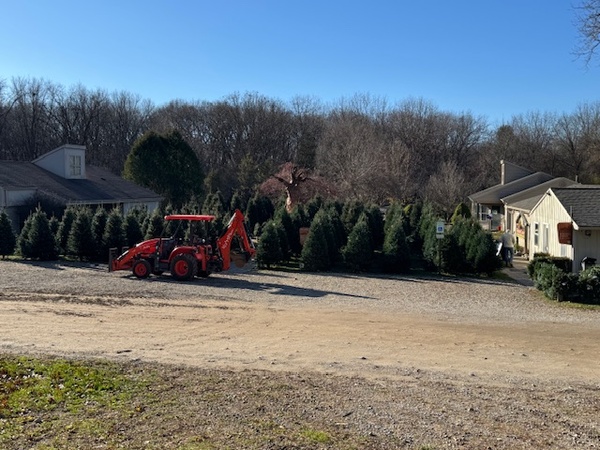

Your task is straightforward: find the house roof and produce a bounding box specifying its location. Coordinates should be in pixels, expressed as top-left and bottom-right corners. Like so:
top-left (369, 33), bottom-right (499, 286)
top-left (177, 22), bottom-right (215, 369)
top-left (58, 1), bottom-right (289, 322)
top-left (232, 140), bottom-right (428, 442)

top-left (469, 172), bottom-right (554, 205)
top-left (0, 161), bottom-right (162, 204)
top-left (552, 185), bottom-right (600, 228)
top-left (501, 177), bottom-right (578, 212)
top-left (501, 160), bottom-right (534, 184)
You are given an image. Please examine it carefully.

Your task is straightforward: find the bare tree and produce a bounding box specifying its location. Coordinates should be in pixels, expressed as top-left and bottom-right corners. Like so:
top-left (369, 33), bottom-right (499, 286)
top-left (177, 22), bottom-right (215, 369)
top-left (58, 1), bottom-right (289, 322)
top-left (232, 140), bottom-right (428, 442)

top-left (553, 102), bottom-right (600, 182)
top-left (424, 160), bottom-right (470, 217)
top-left (575, 0), bottom-right (600, 65)
top-left (316, 108), bottom-right (388, 202)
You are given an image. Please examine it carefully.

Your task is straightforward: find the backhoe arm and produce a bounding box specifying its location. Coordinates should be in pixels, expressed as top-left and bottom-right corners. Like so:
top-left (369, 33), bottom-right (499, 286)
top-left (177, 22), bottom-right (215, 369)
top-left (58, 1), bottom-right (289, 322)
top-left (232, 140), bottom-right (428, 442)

top-left (217, 209), bottom-right (256, 271)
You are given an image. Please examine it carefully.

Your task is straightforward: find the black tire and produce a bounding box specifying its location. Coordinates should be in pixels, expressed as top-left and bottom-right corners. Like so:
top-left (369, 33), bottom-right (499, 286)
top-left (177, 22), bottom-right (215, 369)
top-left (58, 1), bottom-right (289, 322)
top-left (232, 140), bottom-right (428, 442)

top-left (132, 259), bottom-right (152, 279)
top-left (198, 270), bottom-right (211, 278)
top-left (170, 254), bottom-right (197, 281)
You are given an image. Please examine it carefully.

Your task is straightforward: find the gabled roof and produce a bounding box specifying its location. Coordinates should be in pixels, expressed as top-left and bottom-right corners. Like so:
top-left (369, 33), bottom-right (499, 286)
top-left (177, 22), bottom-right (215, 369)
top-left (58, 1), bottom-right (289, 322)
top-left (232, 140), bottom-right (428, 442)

top-left (501, 177), bottom-right (578, 212)
top-left (469, 172), bottom-right (554, 205)
top-left (552, 185), bottom-right (600, 228)
top-left (0, 161), bottom-right (162, 204)
top-left (501, 160), bottom-right (534, 184)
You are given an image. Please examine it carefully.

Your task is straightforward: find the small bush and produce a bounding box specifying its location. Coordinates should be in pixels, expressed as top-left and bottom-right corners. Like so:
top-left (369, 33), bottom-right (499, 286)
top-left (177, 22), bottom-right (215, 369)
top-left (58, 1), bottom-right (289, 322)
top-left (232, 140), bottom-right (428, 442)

top-left (534, 262), bottom-right (565, 300)
top-left (527, 254), bottom-right (572, 280)
top-left (577, 266), bottom-right (600, 304)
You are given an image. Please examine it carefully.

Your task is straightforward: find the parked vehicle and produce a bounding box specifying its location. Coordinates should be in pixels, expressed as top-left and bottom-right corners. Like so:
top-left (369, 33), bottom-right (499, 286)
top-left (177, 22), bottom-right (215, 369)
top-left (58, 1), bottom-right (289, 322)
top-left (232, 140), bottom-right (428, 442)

top-left (109, 209), bottom-right (255, 281)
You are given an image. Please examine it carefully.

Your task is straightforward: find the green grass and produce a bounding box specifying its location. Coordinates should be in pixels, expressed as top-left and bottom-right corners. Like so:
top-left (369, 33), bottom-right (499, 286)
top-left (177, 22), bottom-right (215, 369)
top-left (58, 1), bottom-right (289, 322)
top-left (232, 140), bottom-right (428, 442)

top-left (0, 355), bottom-right (146, 447)
top-left (300, 427), bottom-right (332, 444)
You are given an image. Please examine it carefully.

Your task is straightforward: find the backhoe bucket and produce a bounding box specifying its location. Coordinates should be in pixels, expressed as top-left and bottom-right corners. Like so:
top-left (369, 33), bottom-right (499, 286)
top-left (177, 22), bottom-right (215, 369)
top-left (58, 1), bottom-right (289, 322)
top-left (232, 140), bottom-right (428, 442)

top-left (231, 252), bottom-right (248, 268)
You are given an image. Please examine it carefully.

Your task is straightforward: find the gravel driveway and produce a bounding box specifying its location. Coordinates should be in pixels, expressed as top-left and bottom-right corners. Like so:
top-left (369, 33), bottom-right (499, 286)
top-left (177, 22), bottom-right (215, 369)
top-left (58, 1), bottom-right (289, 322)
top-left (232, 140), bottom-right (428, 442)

top-left (1, 259), bottom-right (599, 449)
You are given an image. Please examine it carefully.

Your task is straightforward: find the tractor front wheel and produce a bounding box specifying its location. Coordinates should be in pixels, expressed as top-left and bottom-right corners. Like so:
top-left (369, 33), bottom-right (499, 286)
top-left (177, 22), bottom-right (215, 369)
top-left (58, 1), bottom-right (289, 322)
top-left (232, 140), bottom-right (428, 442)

top-left (132, 259), bottom-right (152, 279)
top-left (170, 254), bottom-right (197, 281)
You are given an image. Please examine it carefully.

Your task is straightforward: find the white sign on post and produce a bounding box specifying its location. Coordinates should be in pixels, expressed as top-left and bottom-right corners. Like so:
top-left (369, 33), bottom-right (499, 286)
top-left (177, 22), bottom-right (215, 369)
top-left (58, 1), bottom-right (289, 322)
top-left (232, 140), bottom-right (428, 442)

top-left (436, 220), bottom-right (445, 239)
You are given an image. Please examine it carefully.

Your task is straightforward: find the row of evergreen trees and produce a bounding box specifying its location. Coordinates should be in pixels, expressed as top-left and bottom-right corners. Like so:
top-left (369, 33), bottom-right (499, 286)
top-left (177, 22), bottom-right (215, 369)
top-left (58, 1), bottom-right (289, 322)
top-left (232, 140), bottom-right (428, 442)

top-left (0, 194), bottom-right (502, 277)
top-left (254, 199), bottom-right (502, 276)
top-left (0, 188), bottom-right (279, 262)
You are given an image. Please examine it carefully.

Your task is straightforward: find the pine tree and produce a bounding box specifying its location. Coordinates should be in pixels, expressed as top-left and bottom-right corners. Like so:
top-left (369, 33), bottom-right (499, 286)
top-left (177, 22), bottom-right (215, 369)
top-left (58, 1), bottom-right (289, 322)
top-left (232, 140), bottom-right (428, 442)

top-left (67, 208), bottom-right (95, 261)
top-left (145, 208), bottom-right (165, 239)
top-left (300, 218), bottom-right (330, 271)
top-left (18, 207), bottom-right (57, 260)
top-left (312, 208), bottom-right (338, 265)
top-left (365, 204), bottom-right (385, 250)
top-left (274, 220), bottom-right (289, 261)
top-left (327, 204), bottom-right (348, 251)
top-left (124, 210), bottom-right (143, 248)
top-left (382, 216), bottom-right (411, 273)
top-left (229, 190), bottom-right (245, 213)
top-left (103, 209), bottom-right (126, 255)
top-left (49, 215), bottom-right (60, 236)
top-left (275, 206), bottom-right (299, 255)
top-left (342, 215), bottom-right (372, 272)
top-left (0, 210), bottom-right (16, 258)
top-left (341, 200), bottom-right (365, 235)
top-left (305, 195), bottom-right (324, 222)
top-left (202, 190), bottom-right (225, 216)
top-left (91, 208), bottom-right (109, 260)
top-left (56, 207), bottom-right (76, 255)
top-left (256, 221), bottom-right (283, 269)
top-left (451, 202), bottom-right (472, 224)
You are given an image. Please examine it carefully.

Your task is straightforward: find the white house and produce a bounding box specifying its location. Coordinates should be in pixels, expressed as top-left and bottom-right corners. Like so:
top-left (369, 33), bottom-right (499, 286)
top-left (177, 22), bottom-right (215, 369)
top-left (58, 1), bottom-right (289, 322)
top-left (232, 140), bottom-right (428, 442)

top-left (469, 160), bottom-right (554, 231)
top-left (0, 144), bottom-right (162, 229)
top-left (528, 185), bottom-right (600, 272)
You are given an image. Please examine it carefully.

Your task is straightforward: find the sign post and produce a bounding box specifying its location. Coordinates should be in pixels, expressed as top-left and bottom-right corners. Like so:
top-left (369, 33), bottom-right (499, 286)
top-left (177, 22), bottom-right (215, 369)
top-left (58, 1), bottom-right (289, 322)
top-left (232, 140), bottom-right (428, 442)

top-left (436, 221), bottom-right (445, 240)
top-left (436, 220), bottom-right (445, 271)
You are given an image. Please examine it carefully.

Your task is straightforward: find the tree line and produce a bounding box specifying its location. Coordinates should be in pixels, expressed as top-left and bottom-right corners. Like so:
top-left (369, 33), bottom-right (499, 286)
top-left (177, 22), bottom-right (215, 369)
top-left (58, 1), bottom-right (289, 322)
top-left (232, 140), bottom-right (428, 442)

top-left (1, 77), bottom-right (599, 216)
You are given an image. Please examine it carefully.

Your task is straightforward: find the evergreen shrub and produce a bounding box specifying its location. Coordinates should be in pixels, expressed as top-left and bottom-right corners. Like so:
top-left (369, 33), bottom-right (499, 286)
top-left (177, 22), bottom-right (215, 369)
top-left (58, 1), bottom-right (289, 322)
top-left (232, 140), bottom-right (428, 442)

top-left (0, 210), bottom-right (16, 258)
top-left (300, 217), bottom-right (330, 272)
top-left (382, 216), bottom-right (410, 273)
top-left (256, 221), bottom-right (283, 269)
top-left (341, 214), bottom-right (372, 272)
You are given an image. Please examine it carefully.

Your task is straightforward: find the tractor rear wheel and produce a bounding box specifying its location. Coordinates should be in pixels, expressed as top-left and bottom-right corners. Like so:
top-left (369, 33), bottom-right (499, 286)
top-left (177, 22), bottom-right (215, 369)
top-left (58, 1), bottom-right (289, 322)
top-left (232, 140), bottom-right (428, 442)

top-left (132, 259), bottom-right (152, 279)
top-left (170, 254), bottom-right (197, 281)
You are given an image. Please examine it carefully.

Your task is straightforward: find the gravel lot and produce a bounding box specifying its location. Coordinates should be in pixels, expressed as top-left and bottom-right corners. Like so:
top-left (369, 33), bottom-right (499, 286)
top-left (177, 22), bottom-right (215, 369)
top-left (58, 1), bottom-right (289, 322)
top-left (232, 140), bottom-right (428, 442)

top-left (1, 259), bottom-right (600, 449)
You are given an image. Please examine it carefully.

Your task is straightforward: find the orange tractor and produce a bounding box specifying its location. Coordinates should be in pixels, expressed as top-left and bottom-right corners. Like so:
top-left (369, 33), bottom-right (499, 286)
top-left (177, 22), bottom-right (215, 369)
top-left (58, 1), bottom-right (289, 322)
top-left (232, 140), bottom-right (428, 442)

top-left (109, 209), bottom-right (256, 281)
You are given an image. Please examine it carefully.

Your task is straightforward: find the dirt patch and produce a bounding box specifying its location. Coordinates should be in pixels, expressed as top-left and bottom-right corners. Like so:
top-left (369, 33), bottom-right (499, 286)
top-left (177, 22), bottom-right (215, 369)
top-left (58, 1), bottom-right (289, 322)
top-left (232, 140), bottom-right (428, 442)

top-left (1, 260), bottom-right (600, 448)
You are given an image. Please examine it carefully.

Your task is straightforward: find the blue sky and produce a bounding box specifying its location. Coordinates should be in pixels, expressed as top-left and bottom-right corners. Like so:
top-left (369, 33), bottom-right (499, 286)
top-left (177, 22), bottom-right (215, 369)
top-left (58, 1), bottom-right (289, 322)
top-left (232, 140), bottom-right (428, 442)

top-left (0, 1), bottom-right (595, 125)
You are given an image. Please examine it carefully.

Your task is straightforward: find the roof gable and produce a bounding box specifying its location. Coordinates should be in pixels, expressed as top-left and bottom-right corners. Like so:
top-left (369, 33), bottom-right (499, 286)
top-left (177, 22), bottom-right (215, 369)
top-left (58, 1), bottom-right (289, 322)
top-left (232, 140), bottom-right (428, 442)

top-left (469, 172), bottom-right (554, 205)
top-left (501, 160), bottom-right (534, 184)
top-left (501, 177), bottom-right (578, 212)
top-left (552, 186), bottom-right (600, 228)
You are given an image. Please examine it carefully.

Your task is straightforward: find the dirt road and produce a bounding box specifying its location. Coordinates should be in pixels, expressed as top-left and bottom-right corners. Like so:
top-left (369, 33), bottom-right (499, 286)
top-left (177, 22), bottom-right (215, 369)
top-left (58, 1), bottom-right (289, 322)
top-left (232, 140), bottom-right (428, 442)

top-left (1, 260), bottom-right (599, 385)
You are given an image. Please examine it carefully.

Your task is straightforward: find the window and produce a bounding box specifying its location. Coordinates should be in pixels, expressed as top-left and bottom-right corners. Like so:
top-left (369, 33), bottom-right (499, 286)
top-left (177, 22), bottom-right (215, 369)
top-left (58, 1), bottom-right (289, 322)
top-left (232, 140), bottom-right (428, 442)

top-left (69, 155), bottom-right (81, 176)
top-left (534, 222), bottom-right (539, 246)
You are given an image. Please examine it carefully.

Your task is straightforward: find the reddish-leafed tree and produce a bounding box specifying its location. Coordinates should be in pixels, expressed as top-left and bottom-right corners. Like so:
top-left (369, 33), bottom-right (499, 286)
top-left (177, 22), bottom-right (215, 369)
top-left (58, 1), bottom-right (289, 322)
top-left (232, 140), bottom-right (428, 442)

top-left (259, 162), bottom-right (337, 212)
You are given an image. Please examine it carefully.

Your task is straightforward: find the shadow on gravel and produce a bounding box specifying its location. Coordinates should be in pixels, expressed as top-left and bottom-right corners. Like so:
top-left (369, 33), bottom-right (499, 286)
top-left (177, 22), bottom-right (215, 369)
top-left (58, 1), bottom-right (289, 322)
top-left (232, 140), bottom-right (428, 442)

top-left (11, 260), bottom-right (107, 272)
top-left (208, 277), bottom-right (375, 299)
top-left (106, 270), bottom-right (374, 300)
